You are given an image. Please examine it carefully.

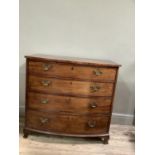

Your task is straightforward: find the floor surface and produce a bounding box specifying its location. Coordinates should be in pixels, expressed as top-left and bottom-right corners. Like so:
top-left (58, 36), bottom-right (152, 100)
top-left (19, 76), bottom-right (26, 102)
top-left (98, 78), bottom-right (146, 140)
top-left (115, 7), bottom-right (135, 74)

top-left (19, 118), bottom-right (135, 155)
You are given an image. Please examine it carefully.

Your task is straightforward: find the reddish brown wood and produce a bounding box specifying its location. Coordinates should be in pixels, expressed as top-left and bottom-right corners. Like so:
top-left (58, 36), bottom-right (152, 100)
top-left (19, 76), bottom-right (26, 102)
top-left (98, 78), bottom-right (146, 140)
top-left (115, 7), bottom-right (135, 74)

top-left (28, 60), bottom-right (117, 82)
top-left (24, 59), bottom-right (29, 131)
top-left (107, 68), bottom-right (119, 133)
top-left (24, 127), bottom-right (110, 137)
top-left (28, 92), bottom-right (112, 114)
top-left (26, 110), bottom-right (109, 135)
top-left (25, 54), bottom-right (121, 67)
top-left (28, 75), bottom-right (114, 97)
top-left (23, 54), bottom-right (121, 144)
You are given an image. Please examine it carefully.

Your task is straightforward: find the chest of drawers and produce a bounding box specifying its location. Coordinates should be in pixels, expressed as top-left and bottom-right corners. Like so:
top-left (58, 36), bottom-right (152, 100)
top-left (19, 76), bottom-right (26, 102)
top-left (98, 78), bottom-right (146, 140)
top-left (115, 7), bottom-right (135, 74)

top-left (23, 54), bottom-right (120, 144)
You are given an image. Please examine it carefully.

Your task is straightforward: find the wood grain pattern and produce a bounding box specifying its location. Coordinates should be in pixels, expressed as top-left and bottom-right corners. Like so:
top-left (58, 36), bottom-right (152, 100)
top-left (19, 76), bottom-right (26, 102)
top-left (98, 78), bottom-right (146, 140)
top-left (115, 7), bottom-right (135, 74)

top-left (26, 110), bottom-right (109, 135)
top-left (24, 55), bottom-right (120, 144)
top-left (28, 92), bottom-right (112, 114)
top-left (25, 54), bottom-right (121, 67)
top-left (28, 61), bottom-right (117, 82)
top-left (20, 118), bottom-right (135, 155)
top-left (28, 75), bottom-right (114, 97)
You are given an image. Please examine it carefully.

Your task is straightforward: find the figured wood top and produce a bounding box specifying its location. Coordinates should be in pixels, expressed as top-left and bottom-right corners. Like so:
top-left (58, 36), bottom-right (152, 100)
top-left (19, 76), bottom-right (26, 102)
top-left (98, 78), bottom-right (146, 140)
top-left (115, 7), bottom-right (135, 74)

top-left (25, 54), bottom-right (121, 67)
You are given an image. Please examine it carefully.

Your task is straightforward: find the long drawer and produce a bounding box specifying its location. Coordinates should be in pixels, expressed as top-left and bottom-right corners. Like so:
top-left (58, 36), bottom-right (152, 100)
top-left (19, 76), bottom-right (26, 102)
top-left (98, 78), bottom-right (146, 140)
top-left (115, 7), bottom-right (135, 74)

top-left (27, 92), bottom-right (112, 114)
top-left (28, 75), bottom-right (114, 97)
top-left (28, 61), bottom-right (117, 82)
top-left (26, 110), bottom-right (109, 134)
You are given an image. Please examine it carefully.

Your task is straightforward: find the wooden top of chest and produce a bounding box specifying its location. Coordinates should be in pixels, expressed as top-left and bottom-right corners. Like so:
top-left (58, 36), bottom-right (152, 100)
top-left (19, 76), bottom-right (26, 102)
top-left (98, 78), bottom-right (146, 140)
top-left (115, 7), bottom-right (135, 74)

top-left (25, 54), bottom-right (121, 67)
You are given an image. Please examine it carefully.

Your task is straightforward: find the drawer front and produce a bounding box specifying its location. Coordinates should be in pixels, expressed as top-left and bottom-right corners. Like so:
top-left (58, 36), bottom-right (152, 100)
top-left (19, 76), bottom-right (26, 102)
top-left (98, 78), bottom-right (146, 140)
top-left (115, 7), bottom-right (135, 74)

top-left (28, 75), bottom-right (114, 97)
top-left (28, 61), bottom-right (117, 82)
top-left (26, 110), bottom-right (109, 134)
top-left (28, 92), bottom-right (112, 114)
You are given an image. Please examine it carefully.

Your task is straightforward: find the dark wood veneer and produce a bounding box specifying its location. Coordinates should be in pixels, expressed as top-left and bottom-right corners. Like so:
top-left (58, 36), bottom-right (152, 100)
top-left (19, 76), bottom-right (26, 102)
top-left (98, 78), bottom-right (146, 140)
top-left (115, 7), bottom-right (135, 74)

top-left (28, 60), bottom-right (117, 82)
top-left (23, 54), bottom-right (121, 144)
top-left (26, 110), bottom-right (109, 135)
top-left (25, 54), bottom-right (121, 67)
top-left (28, 92), bottom-right (112, 114)
top-left (28, 75), bottom-right (114, 97)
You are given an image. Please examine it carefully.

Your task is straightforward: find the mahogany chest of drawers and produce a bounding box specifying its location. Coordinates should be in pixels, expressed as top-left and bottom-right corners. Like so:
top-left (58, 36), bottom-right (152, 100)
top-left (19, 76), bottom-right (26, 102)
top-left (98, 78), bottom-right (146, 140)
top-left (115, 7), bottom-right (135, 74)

top-left (23, 54), bottom-right (120, 144)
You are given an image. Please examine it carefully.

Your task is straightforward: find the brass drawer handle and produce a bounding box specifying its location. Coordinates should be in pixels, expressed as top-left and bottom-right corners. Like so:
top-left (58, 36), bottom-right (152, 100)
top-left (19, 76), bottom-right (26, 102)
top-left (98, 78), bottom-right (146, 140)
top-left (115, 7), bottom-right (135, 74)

top-left (41, 99), bottom-right (49, 104)
top-left (89, 102), bottom-right (97, 108)
top-left (93, 69), bottom-right (103, 76)
top-left (41, 80), bottom-right (51, 86)
top-left (90, 85), bottom-right (101, 93)
top-left (40, 118), bottom-right (48, 124)
top-left (43, 63), bottom-right (52, 71)
top-left (87, 120), bottom-right (96, 128)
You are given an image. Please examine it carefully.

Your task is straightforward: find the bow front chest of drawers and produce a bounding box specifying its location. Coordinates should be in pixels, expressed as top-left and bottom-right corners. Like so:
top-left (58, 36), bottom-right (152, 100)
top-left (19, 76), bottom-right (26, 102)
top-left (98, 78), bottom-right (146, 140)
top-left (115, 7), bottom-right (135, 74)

top-left (23, 54), bottom-right (120, 144)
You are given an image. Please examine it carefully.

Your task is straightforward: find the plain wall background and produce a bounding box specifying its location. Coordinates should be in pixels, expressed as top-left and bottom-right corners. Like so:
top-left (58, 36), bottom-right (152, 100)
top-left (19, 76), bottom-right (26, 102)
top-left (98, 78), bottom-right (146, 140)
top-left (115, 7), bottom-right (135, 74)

top-left (19, 0), bottom-right (135, 125)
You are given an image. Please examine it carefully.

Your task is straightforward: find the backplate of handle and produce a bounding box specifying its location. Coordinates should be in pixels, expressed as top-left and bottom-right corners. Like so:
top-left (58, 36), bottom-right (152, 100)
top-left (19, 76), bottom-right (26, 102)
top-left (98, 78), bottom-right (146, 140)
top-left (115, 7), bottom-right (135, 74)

top-left (40, 118), bottom-right (48, 124)
top-left (43, 63), bottom-right (52, 71)
top-left (41, 99), bottom-right (49, 104)
top-left (87, 120), bottom-right (96, 128)
top-left (90, 85), bottom-right (101, 93)
top-left (93, 68), bottom-right (103, 76)
top-left (41, 80), bottom-right (51, 86)
top-left (89, 102), bottom-right (97, 108)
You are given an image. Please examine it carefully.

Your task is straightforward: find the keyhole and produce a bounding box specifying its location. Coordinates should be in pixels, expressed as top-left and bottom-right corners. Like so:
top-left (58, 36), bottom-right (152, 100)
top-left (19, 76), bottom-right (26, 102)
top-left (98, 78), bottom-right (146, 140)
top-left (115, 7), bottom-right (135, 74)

top-left (71, 66), bottom-right (74, 70)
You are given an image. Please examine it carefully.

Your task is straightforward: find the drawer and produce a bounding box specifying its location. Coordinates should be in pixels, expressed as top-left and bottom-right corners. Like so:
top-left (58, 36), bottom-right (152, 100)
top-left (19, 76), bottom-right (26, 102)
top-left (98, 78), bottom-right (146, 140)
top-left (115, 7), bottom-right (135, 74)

top-left (28, 75), bottom-right (114, 97)
top-left (26, 110), bottom-right (109, 134)
top-left (27, 92), bottom-right (112, 114)
top-left (28, 61), bottom-right (117, 82)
